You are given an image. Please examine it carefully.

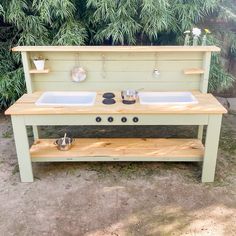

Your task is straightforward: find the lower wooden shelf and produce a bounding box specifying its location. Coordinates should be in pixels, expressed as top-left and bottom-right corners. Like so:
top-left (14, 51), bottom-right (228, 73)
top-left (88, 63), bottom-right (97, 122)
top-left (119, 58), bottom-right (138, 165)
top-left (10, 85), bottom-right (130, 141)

top-left (30, 138), bottom-right (204, 162)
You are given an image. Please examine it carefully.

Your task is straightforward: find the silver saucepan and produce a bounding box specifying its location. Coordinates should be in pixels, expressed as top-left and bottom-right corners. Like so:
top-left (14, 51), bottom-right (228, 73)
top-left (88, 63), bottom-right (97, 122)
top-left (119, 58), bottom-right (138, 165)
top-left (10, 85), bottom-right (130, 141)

top-left (54, 137), bottom-right (74, 151)
top-left (121, 89), bottom-right (138, 103)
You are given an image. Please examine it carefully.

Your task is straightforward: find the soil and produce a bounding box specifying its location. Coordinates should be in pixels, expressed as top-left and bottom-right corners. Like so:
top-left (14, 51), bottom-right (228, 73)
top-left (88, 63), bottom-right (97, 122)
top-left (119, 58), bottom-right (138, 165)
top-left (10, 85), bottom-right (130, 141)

top-left (0, 112), bottom-right (235, 236)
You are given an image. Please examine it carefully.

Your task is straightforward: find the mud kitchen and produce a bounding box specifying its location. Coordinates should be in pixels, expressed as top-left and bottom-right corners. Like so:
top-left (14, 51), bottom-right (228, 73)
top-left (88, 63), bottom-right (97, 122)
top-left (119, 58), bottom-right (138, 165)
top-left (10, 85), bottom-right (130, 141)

top-left (5, 46), bottom-right (227, 183)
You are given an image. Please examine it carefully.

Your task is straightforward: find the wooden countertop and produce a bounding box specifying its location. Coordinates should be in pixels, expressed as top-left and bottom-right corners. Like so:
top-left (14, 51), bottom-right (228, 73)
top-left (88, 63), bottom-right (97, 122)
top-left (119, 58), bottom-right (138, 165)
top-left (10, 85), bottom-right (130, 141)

top-left (5, 91), bottom-right (227, 115)
top-left (12, 46), bottom-right (220, 52)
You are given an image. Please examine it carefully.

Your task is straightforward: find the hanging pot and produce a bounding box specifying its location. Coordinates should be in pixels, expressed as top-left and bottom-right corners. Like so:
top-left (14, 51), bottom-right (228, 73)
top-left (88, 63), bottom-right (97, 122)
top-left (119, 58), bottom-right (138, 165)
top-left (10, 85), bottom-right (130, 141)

top-left (71, 67), bottom-right (87, 82)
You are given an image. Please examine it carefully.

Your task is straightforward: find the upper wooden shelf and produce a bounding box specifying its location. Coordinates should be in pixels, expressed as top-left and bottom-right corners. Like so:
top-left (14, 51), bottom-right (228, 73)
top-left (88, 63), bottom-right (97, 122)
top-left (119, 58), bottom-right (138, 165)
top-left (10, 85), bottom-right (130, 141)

top-left (12, 46), bottom-right (221, 52)
top-left (29, 69), bottom-right (50, 74)
top-left (184, 68), bottom-right (205, 75)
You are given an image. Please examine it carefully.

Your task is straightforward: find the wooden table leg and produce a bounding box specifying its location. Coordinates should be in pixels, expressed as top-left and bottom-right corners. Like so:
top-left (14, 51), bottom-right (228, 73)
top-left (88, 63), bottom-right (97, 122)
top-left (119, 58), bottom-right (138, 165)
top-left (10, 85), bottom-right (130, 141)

top-left (202, 115), bottom-right (222, 182)
top-left (11, 116), bottom-right (33, 182)
top-left (197, 125), bottom-right (204, 140)
top-left (32, 125), bottom-right (39, 140)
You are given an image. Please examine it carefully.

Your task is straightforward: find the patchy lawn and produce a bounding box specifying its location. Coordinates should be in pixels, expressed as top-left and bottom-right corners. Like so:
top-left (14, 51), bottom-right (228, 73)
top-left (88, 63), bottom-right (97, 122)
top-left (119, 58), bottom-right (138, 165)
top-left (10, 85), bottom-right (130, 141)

top-left (0, 113), bottom-right (235, 236)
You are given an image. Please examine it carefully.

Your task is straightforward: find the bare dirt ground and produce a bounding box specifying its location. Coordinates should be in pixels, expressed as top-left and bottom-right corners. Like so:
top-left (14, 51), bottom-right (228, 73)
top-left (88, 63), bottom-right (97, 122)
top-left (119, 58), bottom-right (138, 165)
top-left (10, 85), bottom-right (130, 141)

top-left (0, 113), bottom-right (235, 236)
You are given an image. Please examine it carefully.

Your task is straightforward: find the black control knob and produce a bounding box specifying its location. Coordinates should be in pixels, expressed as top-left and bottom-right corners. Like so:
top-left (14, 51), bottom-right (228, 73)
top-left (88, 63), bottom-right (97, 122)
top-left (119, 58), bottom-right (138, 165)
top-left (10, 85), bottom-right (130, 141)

top-left (133, 117), bottom-right (139, 123)
top-left (108, 117), bottom-right (114, 123)
top-left (121, 117), bottom-right (127, 123)
top-left (96, 117), bottom-right (102, 123)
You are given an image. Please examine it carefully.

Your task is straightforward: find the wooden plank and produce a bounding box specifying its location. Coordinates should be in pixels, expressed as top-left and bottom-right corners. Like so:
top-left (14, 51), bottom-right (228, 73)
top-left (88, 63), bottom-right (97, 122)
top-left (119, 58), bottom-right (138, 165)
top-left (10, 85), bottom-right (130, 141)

top-left (200, 52), bottom-right (211, 93)
top-left (23, 114), bottom-right (208, 126)
top-left (30, 60), bottom-right (202, 72)
top-left (29, 69), bottom-right (50, 74)
top-left (184, 68), bottom-right (204, 75)
top-left (32, 71), bottom-right (201, 83)
top-left (12, 46), bottom-right (221, 52)
top-left (32, 81), bottom-right (200, 92)
top-left (27, 53), bottom-right (203, 93)
top-left (22, 52), bottom-right (39, 141)
top-left (197, 125), bottom-right (204, 140)
top-left (15, 92), bottom-right (42, 103)
top-left (29, 52), bottom-right (204, 61)
top-left (202, 115), bottom-right (222, 182)
top-left (11, 116), bottom-right (33, 182)
top-left (30, 138), bottom-right (204, 161)
top-left (21, 52), bottom-right (33, 93)
top-left (5, 91), bottom-right (227, 115)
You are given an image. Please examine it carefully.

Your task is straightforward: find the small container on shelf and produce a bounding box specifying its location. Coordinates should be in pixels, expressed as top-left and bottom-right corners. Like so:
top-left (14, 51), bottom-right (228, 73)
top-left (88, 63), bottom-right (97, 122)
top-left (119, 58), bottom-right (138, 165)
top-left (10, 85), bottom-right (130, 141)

top-left (54, 134), bottom-right (74, 151)
top-left (33, 56), bottom-right (47, 70)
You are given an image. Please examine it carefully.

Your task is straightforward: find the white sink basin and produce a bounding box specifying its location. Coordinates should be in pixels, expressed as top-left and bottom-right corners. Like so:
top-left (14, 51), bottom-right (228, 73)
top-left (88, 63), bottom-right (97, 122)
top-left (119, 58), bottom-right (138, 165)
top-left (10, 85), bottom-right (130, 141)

top-left (139, 92), bottom-right (198, 105)
top-left (35, 91), bottom-right (97, 106)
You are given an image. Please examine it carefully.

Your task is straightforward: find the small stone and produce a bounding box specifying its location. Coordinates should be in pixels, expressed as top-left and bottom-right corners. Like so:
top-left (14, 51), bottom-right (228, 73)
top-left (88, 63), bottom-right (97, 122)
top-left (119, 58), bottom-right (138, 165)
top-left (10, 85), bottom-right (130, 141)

top-left (65, 184), bottom-right (71, 189)
top-left (227, 98), bottom-right (236, 112)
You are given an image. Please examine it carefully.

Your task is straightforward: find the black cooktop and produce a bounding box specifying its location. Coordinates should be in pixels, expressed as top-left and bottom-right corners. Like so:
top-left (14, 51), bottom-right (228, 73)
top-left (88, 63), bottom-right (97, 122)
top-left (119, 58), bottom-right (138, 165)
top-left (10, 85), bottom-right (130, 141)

top-left (122, 100), bottom-right (136, 105)
top-left (102, 98), bottom-right (116, 105)
top-left (102, 92), bottom-right (135, 105)
top-left (103, 92), bottom-right (115, 99)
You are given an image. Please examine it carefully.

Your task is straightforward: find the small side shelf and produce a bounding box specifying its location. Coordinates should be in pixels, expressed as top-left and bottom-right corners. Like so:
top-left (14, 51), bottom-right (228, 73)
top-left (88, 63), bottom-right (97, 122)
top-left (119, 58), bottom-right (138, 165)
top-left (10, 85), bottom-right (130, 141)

top-left (30, 138), bottom-right (204, 162)
top-left (184, 68), bottom-right (204, 75)
top-left (29, 69), bottom-right (50, 74)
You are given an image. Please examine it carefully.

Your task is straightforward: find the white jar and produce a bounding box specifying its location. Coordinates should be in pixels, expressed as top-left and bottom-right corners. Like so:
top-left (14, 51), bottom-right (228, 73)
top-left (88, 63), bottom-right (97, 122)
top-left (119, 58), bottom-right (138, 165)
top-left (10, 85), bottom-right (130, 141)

top-left (33, 59), bottom-right (45, 70)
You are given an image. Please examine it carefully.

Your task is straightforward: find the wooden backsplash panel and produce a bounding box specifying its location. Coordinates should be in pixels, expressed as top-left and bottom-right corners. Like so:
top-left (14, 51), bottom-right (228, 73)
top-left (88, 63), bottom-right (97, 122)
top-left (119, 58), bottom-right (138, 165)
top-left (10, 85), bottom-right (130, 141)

top-left (28, 51), bottom-right (206, 92)
top-left (34, 60), bottom-right (202, 72)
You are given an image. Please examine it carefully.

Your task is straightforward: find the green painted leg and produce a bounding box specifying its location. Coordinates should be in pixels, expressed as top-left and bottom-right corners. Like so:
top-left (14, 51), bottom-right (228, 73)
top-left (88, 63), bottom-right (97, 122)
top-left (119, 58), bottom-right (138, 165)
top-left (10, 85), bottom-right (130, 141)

top-left (202, 115), bottom-right (222, 182)
top-left (198, 125), bottom-right (204, 140)
top-left (32, 125), bottom-right (39, 140)
top-left (11, 116), bottom-right (33, 182)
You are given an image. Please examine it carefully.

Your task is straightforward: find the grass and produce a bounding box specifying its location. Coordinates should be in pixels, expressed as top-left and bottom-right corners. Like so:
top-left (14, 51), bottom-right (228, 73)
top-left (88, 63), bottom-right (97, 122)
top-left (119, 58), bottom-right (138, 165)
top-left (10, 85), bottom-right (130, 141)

top-left (2, 130), bottom-right (12, 138)
top-left (220, 124), bottom-right (236, 154)
top-left (12, 164), bottom-right (19, 175)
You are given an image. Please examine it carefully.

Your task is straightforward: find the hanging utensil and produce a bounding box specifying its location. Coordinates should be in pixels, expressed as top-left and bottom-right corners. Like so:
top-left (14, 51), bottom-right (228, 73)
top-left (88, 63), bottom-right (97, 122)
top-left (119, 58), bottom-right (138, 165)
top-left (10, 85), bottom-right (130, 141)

top-left (62, 133), bottom-right (67, 146)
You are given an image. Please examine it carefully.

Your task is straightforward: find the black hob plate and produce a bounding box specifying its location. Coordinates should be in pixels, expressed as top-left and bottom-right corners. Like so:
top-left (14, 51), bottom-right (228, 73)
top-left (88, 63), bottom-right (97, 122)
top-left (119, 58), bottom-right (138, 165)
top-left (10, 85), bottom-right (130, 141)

top-left (102, 98), bottom-right (116, 105)
top-left (122, 100), bottom-right (136, 105)
top-left (103, 92), bottom-right (115, 99)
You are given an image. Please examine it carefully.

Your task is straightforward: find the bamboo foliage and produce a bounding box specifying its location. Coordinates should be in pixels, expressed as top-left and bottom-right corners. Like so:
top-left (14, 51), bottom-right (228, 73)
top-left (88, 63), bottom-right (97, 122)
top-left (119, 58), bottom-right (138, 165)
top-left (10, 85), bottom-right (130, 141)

top-left (209, 53), bottom-right (235, 93)
top-left (140, 0), bottom-right (175, 40)
top-left (52, 20), bottom-right (87, 45)
top-left (0, 0), bottom-right (235, 109)
top-left (87, 0), bottom-right (140, 45)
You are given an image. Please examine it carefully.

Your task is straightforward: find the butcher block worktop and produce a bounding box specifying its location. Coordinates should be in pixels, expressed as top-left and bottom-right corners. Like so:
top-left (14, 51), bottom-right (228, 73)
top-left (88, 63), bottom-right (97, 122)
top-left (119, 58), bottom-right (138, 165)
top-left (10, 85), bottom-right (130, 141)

top-left (5, 91), bottom-right (227, 115)
top-left (12, 45), bottom-right (220, 52)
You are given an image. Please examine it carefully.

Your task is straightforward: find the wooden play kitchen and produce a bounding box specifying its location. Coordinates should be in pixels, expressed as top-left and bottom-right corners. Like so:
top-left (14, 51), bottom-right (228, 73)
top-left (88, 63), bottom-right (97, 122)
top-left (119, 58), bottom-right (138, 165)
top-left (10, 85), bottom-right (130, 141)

top-left (5, 46), bottom-right (227, 182)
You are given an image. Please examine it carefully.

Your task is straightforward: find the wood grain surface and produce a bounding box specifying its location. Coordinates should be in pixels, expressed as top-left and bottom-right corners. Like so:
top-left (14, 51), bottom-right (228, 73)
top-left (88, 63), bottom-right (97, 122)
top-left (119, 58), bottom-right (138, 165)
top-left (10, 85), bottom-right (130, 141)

top-left (5, 91), bottom-right (227, 115)
top-left (30, 138), bottom-right (204, 159)
top-left (12, 46), bottom-right (220, 52)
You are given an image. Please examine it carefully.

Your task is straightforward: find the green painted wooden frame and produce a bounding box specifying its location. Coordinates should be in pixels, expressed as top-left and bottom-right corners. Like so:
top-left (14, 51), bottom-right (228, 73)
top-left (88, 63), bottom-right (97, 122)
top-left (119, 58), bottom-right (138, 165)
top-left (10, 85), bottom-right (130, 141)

top-left (10, 46), bottom-right (223, 183)
top-left (11, 113), bottom-right (222, 183)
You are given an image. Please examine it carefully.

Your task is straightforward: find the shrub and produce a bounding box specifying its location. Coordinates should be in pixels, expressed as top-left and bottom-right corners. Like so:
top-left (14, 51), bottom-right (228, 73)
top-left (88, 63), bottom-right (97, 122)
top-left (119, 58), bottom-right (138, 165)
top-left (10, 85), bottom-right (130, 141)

top-left (0, 0), bottom-right (235, 110)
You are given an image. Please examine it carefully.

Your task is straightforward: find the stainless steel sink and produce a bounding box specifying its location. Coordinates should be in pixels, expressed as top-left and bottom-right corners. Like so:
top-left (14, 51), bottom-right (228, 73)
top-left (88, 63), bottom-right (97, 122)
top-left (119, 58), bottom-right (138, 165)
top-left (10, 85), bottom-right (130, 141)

top-left (35, 91), bottom-right (97, 106)
top-left (138, 92), bottom-right (198, 105)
